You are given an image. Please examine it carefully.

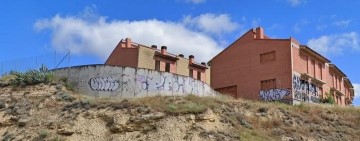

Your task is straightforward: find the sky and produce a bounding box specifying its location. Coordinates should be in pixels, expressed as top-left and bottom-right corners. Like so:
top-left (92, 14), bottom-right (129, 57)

top-left (0, 0), bottom-right (359, 105)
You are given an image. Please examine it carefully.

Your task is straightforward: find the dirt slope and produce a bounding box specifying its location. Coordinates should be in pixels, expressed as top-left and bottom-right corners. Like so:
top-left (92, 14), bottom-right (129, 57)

top-left (0, 83), bottom-right (359, 141)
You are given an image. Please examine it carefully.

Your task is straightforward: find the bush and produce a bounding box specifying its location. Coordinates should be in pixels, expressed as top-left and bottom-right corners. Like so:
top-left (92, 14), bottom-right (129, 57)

top-left (10, 65), bottom-right (54, 86)
top-left (321, 93), bottom-right (335, 104)
top-left (165, 101), bottom-right (205, 114)
top-left (58, 76), bottom-right (75, 91)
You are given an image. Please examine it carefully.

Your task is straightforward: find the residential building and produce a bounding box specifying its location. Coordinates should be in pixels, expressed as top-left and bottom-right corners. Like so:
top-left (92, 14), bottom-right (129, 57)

top-left (209, 27), bottom-right (354, 106)
top-left (105, 38), bottom-right (210, 84)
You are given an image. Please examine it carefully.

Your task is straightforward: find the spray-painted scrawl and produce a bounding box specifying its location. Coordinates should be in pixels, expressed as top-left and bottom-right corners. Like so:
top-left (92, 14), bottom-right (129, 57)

top-left (54, 65), bottom-right (217, 98)
top-left (89, 77), bottom-right (120, 91)
top-left (293, 74), bottom-right (320, 103)
top-left (259, 89), bottom-right (290, 101)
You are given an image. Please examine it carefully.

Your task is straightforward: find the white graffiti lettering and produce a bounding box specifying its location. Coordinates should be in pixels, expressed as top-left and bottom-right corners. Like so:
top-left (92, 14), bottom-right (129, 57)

top-left (89, 77), bottom-right (120, 91)
top-left (259, 89), bottom-right (290, 101)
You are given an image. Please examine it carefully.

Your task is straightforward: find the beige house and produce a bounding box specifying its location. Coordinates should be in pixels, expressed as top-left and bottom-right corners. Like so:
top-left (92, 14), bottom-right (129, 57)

top-left (105, 38), bottom-right (210, 84)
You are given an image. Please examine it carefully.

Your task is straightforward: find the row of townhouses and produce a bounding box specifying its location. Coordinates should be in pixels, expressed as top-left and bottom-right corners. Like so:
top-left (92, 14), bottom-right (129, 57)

top-left (105, 27), bottom-right (354, 106)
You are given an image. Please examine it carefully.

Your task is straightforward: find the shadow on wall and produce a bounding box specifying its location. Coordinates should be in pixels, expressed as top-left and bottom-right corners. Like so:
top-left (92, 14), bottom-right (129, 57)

top-left (53, 64), bottom-right (218, 98)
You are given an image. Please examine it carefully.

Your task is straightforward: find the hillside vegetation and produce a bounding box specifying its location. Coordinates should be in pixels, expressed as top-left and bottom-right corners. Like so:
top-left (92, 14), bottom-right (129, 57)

top-left (0, 74), bottom-right (359, 141)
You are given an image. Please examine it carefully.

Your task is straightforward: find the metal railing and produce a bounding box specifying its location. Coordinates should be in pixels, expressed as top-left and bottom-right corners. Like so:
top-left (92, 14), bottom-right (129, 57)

top-left (0, 50), bottom-right (71, 77)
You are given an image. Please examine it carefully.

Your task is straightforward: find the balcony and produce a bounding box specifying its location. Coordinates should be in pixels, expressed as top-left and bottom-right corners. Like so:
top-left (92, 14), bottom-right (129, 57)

top-left (301, 73), bottom-right (326, 85)
top-left (330, 87), bottom-right (345, 96)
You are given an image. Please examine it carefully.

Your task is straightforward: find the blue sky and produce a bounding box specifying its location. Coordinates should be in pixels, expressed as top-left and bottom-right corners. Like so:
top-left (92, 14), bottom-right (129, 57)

top-left (1, 0), bottom-right (359, 105)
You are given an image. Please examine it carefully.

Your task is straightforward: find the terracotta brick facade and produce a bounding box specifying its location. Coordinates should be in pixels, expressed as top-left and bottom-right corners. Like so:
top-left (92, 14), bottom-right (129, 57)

top-left (209, 27), bottom-right (355, 106)
top-left (105, 38), bottom-right (210, 84)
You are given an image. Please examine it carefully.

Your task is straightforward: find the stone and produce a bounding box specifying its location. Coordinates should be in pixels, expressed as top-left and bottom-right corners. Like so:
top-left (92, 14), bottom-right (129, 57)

top-left (140, 112), bottom-right (165, 120)
top-left (142, 125), bottom-right (156, 133)
top-left (129, 112), bottom-right (165, 123)
top-left (38, 103), bottom-right (44, 109)
top-left (9, 115), bottom-right (19, 121)
top-left (0, 119), bottom-right (13, 127)
top-left (197, 109), bottom-right (215, 122)
top-left (187, 114), bottom-right (196, 124)
top-left (137, 107), bottom-right (150, 114)
top-left (124, 124), bottom-right (141, 132)
top-left (238, 118), bottom-right (252, 129)
top-left (109, 124), bottom-right (124, 133)
top-left (57, 128), bottom-right (75, 136)
top-left (47, 121), bottom-right (56, 129)
top-left (18, 118), bottom-right (29, 127)
top-left (0, 100), bottom-right (5, 109)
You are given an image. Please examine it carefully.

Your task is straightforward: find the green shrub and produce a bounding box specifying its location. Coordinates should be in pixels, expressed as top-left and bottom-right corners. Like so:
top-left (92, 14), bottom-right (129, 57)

top-left (58, 76), bottom-right (75, 91)
top-left (51, 136), bottom-right (65, 141)
top-left (31, 130), bottom-right (49, 141)
top-left (165, 101), bottom-right (205, 114)
top-left (321, 92), bottom-right (335, 104)
top-left (10, 65), bottom-right (54, 86)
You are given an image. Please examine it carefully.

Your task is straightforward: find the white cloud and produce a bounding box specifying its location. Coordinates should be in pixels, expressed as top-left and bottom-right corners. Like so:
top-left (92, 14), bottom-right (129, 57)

top-left (183, 13), bottom-right (239, 36)
top-left (332, 20), bottom-right (351, 28)
top-left (251, 18), bottom-right (261, 28)
top-left (293, 19), bottom-right (308, 33)
top-left (307, 32), bottom-right (360, 56)
top-left (34, 7), bottom-right (225, 62)
top-left (185, 0), bottom-right (206, 4)
top-left (286, 0), bottom-right (306, 6)
top-left (354, 84), bottom-right (360, 99)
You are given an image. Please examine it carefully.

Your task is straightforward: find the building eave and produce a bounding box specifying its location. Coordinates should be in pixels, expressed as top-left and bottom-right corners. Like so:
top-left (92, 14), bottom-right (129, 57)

top-left (155, 52), bottom-right (179, 61)
top-left (299, 45), bottom-right (331, 63)
top-left (189, 63), bottom-right (208, 70)
top-left (329, 64), bottom-right (347, 77)
top-left (343, 77), bottom-right (354, 88)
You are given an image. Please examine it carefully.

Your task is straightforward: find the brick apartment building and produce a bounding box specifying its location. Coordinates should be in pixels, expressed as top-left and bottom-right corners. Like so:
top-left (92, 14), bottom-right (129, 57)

top-left (209, 27), bottom-right (354, 106)
top-left (105, 38), bottom-right (210, 84)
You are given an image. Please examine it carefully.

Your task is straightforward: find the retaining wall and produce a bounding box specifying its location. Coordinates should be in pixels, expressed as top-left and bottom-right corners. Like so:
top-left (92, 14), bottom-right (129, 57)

top-left (53, 65), bottom-right (218, 98)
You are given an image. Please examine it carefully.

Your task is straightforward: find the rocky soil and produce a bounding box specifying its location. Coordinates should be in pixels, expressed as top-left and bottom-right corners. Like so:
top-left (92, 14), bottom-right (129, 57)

top-left (0, 83), bottom-right (359, 141)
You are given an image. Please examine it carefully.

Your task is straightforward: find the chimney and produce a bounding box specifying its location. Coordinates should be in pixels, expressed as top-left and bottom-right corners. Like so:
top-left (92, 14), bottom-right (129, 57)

top-left (178, 54), bottom-right (184, 57)
top-left (256, 27), bottom-right (264, 39)
top-left (161, 46), bottom-right (167, 55)
top-left (201, 62), bottom-right (206, 66)
top-left (125, 38), bottom-right (132, 48)
top-left (189, 55), bottom-right (194, 64)
top-left (151, 45), bottom-right (157, 49)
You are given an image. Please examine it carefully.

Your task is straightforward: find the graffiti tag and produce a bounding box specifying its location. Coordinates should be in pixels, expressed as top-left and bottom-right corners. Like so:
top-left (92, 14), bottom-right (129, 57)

top-left (259, 89), bottom-right (290, 101)
top-left (89, 77), bottom-right (120, 91)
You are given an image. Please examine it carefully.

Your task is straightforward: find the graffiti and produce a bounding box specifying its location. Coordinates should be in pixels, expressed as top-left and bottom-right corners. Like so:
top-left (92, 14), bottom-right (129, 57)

top-left (293, 74), bottom-right (319, 103)
top-left (89, 77), bottom-right (120, 91)
top-left (259, 89), bottom-right (290, 101)
top-left (54, 65), bottom-right (217, 98)
top-left (118, 72), bottom-right (202, 95)
top-left (172, 76), bottom-right (186, 93)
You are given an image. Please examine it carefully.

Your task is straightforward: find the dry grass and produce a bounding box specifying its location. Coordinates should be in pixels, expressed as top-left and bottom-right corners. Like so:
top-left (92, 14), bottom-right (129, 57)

top-left (64, 94), bottom-right (360, 140)
top-left (129, 95), bottom-right (222, 114)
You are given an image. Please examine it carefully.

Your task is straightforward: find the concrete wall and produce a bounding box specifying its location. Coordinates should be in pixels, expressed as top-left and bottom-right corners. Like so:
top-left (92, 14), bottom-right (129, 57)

top-left (53, 65), bottom-right (218, 98)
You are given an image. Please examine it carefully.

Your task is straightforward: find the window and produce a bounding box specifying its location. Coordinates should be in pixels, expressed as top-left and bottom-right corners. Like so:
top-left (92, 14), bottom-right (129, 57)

top-left (260, 51), bottom-right (276, 64)
top-left (197, 71), bottom-right (201, 80)
top-left (260, 79), bottom-right (276, 90)
top-left (189, 69), bottom-right (193, 77)
top-left (155, 60), bottom-right (160, 71)
top-left (319, 87), bottom-right (323, 97)
top-left (311, 59), bottom-right (315, 76)
top-left (318, 63), bottom-right (323, 80)
top-left (165, 63), bottom-right (170, 72)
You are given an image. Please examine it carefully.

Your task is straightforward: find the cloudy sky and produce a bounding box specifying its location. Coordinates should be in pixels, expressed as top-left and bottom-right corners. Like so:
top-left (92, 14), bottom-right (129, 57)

top-left (1, 0), bottom-right (359, 105)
